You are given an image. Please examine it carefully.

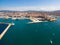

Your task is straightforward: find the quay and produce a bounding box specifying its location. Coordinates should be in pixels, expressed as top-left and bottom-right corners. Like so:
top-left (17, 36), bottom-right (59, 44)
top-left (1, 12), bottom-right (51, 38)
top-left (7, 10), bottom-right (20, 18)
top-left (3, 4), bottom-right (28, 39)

top-left (0, 22), bottom-right (14, 39)
top-left (28, 15), bottom-right (56, 24)
top-left (28, 17), bottom-right (47, 24)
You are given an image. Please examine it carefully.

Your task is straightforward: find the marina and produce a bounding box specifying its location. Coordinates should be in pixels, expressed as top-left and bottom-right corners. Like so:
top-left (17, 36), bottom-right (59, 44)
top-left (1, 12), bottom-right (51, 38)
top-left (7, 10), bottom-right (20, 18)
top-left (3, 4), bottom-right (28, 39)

top-left (0, 0), bottom-right (60, 45)
top-left (0, 15), bottom-right (57, 40)
top-left (0, 18), bottom-right (60, 45)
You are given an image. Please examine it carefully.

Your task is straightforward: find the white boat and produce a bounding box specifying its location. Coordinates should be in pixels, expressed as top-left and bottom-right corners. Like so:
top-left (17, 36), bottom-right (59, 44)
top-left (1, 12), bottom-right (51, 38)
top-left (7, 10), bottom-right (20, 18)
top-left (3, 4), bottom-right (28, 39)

top-left (10, 22), bottom-right (15, 25)
top-left (50, 40), bottom-right (53, 44)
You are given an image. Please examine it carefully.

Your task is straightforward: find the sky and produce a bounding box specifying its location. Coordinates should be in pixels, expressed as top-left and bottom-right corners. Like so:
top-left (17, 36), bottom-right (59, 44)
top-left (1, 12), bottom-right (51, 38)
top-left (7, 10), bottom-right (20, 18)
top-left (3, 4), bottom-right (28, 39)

top-left (0, 0), bottom-right (60, 11)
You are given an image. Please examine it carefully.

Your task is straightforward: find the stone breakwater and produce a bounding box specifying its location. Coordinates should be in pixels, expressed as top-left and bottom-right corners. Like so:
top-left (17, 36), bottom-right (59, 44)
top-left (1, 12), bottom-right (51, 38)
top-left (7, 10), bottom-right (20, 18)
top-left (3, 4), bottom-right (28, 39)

top-left (0, 23), bottom-right (14, 39)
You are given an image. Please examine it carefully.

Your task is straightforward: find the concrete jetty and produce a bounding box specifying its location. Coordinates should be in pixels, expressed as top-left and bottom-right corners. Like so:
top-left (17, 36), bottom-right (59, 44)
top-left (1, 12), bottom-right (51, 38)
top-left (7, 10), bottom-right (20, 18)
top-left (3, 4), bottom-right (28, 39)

top-left (28, 16), bottom-right (56, 24)
top-left (30, 18), bottom-right (40, 22)
top-left (0, 23), bottom-right (14, 39)
top-left (28, 17), bottom-right (47, 24)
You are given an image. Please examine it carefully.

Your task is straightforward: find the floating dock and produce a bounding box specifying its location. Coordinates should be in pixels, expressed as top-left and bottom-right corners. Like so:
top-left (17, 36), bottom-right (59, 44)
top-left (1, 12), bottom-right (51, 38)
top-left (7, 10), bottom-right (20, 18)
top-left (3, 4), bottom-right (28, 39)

top-left (0, 22), bottom-right (14, 39)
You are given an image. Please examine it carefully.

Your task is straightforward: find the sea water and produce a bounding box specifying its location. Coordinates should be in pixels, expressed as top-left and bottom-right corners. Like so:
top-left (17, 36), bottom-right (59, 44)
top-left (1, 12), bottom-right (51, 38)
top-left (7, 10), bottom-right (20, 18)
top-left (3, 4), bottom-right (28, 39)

top-left (0, 24), bottom-right (8, 34)
top-left (0, 18), bottom-right (60, 45)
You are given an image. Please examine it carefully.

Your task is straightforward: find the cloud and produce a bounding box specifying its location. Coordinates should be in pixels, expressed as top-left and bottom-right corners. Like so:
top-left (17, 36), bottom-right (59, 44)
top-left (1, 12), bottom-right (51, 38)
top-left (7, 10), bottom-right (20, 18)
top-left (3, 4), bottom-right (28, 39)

top-left (0, 6), bottom-right (60, 11)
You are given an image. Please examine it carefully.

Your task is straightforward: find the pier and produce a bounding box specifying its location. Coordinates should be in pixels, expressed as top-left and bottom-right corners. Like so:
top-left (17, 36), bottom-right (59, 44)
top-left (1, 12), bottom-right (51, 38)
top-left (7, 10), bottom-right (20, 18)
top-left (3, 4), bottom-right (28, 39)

top-left (28, 17), bottom-right (47, 24)
top-left (28, 15), bottom-right (56, 24)
top-left (0, 23), bottom-right (14, 39)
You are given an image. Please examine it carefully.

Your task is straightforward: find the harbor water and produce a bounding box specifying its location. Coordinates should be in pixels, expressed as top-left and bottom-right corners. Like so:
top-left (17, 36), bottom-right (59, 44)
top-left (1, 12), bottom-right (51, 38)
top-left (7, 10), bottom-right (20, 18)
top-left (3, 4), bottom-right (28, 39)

top-left (0, 18), bottom-right (60, 45)
top-left (0, 24), bottom-right (8, 34)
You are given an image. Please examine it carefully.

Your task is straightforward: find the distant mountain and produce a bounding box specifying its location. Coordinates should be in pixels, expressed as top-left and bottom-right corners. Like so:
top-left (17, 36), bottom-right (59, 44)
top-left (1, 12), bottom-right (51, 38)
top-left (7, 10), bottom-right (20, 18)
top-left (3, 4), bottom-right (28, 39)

top-left (0, 10), bottom-right (50, 13)
top-left (0, 10), bottom-right (60, 16)
top-left (0, 10), bottom-right (60, 13)
top-left (53, 10), bottom-right (60, 12)
top-left (0, 10), bottom-right (18, 12)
